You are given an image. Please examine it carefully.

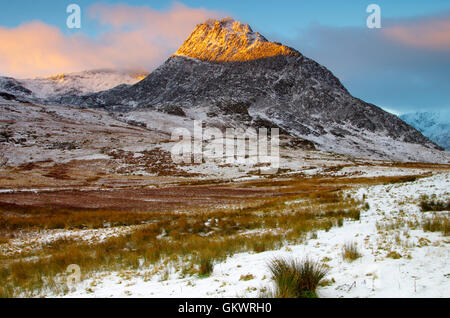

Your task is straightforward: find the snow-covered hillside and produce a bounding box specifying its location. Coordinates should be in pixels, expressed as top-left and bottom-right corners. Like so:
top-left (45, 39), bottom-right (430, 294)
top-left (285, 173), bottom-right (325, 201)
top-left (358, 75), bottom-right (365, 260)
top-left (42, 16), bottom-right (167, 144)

top-left (1, 18), bottom-right (448, 163)
top-left (400, 112), bottom-right (450, 150)
top-left (0, 69), bottom-right (148, 101)
top-left (63, 18), bottom-right (445, 163)
top-left (55, 172), bottom-right (450, 298)
top-left (0, 76), bottom-right (33, 100)
top-left (20, 69), bottom-right (148, 99)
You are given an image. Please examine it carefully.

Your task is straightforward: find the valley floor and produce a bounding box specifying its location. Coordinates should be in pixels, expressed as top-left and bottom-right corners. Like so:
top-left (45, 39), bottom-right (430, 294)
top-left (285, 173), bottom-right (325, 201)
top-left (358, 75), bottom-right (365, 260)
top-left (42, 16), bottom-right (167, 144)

top-left (0, 99), bottom-right (449, 298)
top-left (54, 172), bottom-right (449, 298)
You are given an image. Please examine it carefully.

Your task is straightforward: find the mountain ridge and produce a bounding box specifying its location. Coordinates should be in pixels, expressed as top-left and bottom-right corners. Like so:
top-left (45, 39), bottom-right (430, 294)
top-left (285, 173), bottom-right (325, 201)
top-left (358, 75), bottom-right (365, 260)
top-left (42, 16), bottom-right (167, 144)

top-left (0, 69), bottom-right (148, 102)
top-left (1, 18), bottom-right (448, 163)
top-left (173, 17), bottom-right (300, 62)
top-left (400, 111), bottom-right (450, 150)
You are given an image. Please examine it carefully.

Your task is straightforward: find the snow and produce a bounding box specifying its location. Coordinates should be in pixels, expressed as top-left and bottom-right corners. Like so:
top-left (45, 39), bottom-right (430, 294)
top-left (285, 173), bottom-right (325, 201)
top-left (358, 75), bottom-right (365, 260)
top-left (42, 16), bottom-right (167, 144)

top-left (1, 226), bottom-right (139, 257)
top-left (400, 111), bottom-right (450, 150)
top-left (248, 102), bottom-right (450, 164)
top-left (74, 154), bottom-right (110, 161)
top-left (54, 172), bottom-right (449, 298)
top-left (11, 70), bottom-right (147, 99)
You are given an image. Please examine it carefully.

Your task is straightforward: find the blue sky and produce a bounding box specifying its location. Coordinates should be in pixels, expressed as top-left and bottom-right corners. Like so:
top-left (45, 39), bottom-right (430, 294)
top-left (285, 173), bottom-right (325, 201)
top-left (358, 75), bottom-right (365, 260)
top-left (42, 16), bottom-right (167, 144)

top-left (0, 0), bottom-right (449, 114)
top-left (2, 0), bottom-right (448, 35)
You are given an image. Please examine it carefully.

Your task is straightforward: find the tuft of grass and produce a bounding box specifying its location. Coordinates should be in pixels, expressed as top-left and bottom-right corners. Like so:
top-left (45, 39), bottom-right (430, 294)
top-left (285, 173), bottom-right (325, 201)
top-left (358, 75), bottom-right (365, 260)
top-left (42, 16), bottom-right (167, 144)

top-left (252, 241), bottom-right (268, 253)
top-left (386, 251), bottom-right (402, 259)
top-left (197, 256), bottom-right (214, 277)
top-left (318, 278), bottom-right (335, 287)
top-left (419, 196), bottom-right (450, 212)
top-left (239, 274), bottom-right (255, 281)
top-left (342, 242), bottom-right (361, 262)
top-left (421, 216), bottom-right (449, 236)
top-left (268, 258), bottom-right (329, 298)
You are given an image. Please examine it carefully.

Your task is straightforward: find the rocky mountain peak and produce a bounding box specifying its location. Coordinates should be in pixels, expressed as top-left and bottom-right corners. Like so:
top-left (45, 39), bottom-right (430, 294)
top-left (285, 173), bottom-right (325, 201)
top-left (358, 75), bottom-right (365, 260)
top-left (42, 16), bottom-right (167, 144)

top-left (173, 17), bottom-right (299, 62)
top-left (37, 17), bottom-right (445, 162)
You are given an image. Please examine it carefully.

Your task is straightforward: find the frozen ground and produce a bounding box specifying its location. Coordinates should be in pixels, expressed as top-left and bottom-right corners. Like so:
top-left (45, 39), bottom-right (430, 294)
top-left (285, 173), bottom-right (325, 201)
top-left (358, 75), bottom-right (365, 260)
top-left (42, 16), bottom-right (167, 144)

top-left (0, 225), bottom-right (141, 258)
top-left (3, 98), bottom-right (442, 193)
top-left (57, 172), bottom-right (449, 298)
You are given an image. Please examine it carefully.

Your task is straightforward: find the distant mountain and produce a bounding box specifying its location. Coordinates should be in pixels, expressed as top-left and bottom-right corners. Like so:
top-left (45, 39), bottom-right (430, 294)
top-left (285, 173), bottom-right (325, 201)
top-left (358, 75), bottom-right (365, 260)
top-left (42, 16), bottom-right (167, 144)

top-left (0, 77), bottom-right (33, 101)
top-left (0, 69), bottom-right (148, 102)
top-left (400, 112), bottom-right (450, 150)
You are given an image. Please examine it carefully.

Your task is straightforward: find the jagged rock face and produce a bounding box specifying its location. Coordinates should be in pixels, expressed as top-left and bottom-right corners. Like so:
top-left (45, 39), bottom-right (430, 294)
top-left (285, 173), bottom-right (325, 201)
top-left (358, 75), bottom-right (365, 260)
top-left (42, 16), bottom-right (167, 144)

top-left (55, 18), bottom-right (444, 161)
top-left (173, 18), bottom-right (299, 62)
top-left (0, 77), bottom-right (33, 101)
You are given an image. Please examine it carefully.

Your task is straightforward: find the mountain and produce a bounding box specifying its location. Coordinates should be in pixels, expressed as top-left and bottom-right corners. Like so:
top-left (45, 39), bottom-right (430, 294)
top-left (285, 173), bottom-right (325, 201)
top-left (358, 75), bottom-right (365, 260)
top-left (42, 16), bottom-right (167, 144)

top-left (400, 112), bottom-right (450, 150)
top-left (0, 69), bottom-right (148, 102)
top-left (0, 77), bottom-right (33, 101)
top-left (3, 18), bottom-right (448, 163)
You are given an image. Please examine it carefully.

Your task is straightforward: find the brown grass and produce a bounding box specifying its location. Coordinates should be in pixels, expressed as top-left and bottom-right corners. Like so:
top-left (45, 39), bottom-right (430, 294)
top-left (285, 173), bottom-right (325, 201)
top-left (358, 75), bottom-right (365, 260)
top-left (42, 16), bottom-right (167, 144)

top-left (0, 174), bottom-right (419, 297)
top-left (342, 242), bottom-right (361, 262)
top-left (421, 216), bottom-right (449, 236)
top-left (419, 195), bottom-right (450, 212)
top-left (267, 258), bottom-right (328, 298)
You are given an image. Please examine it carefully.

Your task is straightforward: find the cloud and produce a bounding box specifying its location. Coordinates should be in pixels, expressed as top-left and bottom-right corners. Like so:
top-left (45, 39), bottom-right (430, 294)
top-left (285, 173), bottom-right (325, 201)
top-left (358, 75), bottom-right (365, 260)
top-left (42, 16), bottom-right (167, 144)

top-left (0, 2), bottom-right (223, 78)
top-left (383, 13), bottom-right (450, 51)
top-left (89, 2), bottom-right (218, 45)
top-left (279, 11), bottom-right (450, 113)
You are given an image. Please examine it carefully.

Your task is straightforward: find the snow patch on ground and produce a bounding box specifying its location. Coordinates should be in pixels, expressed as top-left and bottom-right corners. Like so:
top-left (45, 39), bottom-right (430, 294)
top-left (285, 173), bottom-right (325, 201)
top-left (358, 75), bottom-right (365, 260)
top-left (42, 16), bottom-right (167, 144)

top-left (55, 172), bottom-right (449, 298)
top-left (1, 226), bottom-right (140, 257)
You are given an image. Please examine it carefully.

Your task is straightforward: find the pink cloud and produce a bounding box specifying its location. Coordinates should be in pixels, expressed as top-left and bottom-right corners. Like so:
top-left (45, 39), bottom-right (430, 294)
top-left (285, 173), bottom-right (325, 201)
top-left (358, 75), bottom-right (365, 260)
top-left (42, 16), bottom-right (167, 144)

top-left (383, 17), bottom-right (450, 51)
top-left (0, 2), bottom-right (223, 78)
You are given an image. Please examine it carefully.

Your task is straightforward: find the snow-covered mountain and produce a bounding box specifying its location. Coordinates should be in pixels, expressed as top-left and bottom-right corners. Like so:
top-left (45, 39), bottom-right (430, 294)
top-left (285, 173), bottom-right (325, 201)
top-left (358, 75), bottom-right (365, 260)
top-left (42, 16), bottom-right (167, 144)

top-left (54, 18), bottom-right (445, 162)
top-left (1, 18), bottom-right (447, 163)
top-left (0, 77), bottom-right (33, 101)
top-left (0, 69), bottom-right (148, 102)
top-left (400, 112), bottom-right (450, 150)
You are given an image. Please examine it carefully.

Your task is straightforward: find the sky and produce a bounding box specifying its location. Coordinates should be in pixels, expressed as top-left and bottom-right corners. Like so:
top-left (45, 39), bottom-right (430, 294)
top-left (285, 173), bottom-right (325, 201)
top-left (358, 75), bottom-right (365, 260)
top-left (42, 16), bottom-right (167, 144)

top-left (0, 0), bottom-right (449, 114)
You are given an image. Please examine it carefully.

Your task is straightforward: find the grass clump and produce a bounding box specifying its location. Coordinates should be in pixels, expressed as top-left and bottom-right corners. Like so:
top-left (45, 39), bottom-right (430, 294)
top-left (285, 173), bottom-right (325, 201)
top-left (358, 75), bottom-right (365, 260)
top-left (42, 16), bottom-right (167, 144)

top-left (268, 258), bottom-right (329, 298)
top-left (419, 196), bottom-right (450, 212)
top-left (239, 274), bottom-right (255, 281)
top-left (342, 242), bottom-right (361, 262)
top-left (386, 251), bottom-right (402, 259)
top-left (421, 216), bottom-right (449, 236)
top-left (197, 255), bottom-right (214, 277)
